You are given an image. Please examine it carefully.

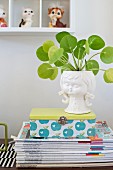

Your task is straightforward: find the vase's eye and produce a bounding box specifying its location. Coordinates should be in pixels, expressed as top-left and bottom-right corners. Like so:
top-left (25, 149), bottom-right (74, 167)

top-left (31, 11), bottom-right (33, 13)
top-left (73, 84), bottom-right (79, 88)
top-left (24, 10), bottom-right (27, 13)
top-left (52, 11), bottom-right (55, 14)
top-left (3, 12), bottom-right (5, 15)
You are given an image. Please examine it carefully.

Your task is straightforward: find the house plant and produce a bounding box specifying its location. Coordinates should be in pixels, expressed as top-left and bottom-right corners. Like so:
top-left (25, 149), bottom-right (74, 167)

top-left (36, 31), bottom-right (113, 114)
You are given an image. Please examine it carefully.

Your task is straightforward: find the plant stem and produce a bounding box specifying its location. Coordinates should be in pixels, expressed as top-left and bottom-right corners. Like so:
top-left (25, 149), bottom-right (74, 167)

top-left (62, 55), bottom-right (68, 61)
top-left (79, 50), bottom-right (86, 70)
top-left (60, 56), bottom-right (68, 64)
top-left (78, 49), bottom-right (80, 69)
top-left (78, 59), bottom-right (80, 69)
top-left (80, 52), bottom-right (100, 70)
top-left (72, 52), bottom-right (79, 70)
top-left (100, 69), bottom-right (106, 71)
top-left (59, 58), bottom-right (76, 71)
top-left (79, 59), bottom-right (83, 70)
top-left (88, 52), bottom-right (100, 61)
top-left (61, 55), bottom-right (77, 71)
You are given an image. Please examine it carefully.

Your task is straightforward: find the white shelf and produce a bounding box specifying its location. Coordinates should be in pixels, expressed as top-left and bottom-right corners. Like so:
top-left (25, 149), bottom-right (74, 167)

top-left (0, 0), bottom-right (75, 34)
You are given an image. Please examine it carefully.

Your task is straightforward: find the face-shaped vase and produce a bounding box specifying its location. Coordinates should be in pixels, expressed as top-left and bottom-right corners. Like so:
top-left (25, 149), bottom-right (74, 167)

top-left (60, 71), bottom-right (96, 114)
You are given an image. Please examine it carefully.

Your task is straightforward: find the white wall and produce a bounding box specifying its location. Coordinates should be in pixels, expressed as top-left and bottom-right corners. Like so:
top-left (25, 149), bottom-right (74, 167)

top-left (0, 0), bottom-right (113, 138)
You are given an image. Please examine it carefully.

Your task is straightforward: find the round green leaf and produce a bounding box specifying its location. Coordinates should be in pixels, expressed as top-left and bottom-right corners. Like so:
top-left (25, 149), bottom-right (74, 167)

top-left (77, 39), bottom-right (86, 47)
top-left (86, 60), bottom-right (99, 75)
top-left (38, 63), bottom-right (53, 79)
top-left (74, 47), bottom-right (86, 60)
top-left (43, 40), bottom-right (54, 53)
top-left (88, 35), bottom-right (105, 50)
top-left (103, 72), bottom-right (111, 83)
top-left (56, 31), bottom-right (70, 43)
top-left (104, 68), bottom-right (113, 83)
top-left (48, 46), bottom-right (58, 59)
top-left (100, 47), bottom-right (113, 64)
top-left (50, 67), bottom-right (58, 80)
top-left (60, 35), bottom-right (77, 53)
top-left (36, 46), bottom-right (49, 61)
top-left (54, 52), bottom-right (69, 67)
top-left (49, 48), bottom-right (64, 64)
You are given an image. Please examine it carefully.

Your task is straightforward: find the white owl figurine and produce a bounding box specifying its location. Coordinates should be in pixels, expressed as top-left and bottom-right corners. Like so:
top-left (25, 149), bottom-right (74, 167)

top-left (19, 8), bottom-right (34, 27)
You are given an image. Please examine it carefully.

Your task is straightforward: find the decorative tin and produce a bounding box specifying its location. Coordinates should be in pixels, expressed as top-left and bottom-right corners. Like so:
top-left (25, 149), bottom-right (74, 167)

top-left (30, 108), bottom-right (96, 139)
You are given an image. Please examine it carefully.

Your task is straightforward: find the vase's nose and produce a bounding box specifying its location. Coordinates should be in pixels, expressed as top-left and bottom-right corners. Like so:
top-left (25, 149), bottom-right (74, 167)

top-left (69, 85), bottom-right (72, 91)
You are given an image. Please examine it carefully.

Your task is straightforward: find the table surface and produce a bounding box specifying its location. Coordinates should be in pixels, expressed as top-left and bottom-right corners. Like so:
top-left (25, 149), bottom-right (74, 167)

top-left (0, 139), bottom-right (113, 170)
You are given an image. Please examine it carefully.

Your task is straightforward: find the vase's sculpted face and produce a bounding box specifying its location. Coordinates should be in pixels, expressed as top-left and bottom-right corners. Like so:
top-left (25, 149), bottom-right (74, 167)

top-left (61, 74), bottom-right (87, 96)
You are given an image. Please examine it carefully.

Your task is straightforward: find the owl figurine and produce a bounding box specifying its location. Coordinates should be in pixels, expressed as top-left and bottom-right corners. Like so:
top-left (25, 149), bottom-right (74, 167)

top-left (19, 8), bottom-right (34, 27)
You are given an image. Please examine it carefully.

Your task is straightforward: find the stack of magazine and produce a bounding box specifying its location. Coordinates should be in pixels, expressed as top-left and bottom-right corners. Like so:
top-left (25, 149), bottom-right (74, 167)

top-left (15, 121), bottom-right (113, 168)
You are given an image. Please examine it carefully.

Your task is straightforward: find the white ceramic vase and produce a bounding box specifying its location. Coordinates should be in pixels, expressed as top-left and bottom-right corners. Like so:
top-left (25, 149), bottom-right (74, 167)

top-left (59, 71), bottom-right (96, 114)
